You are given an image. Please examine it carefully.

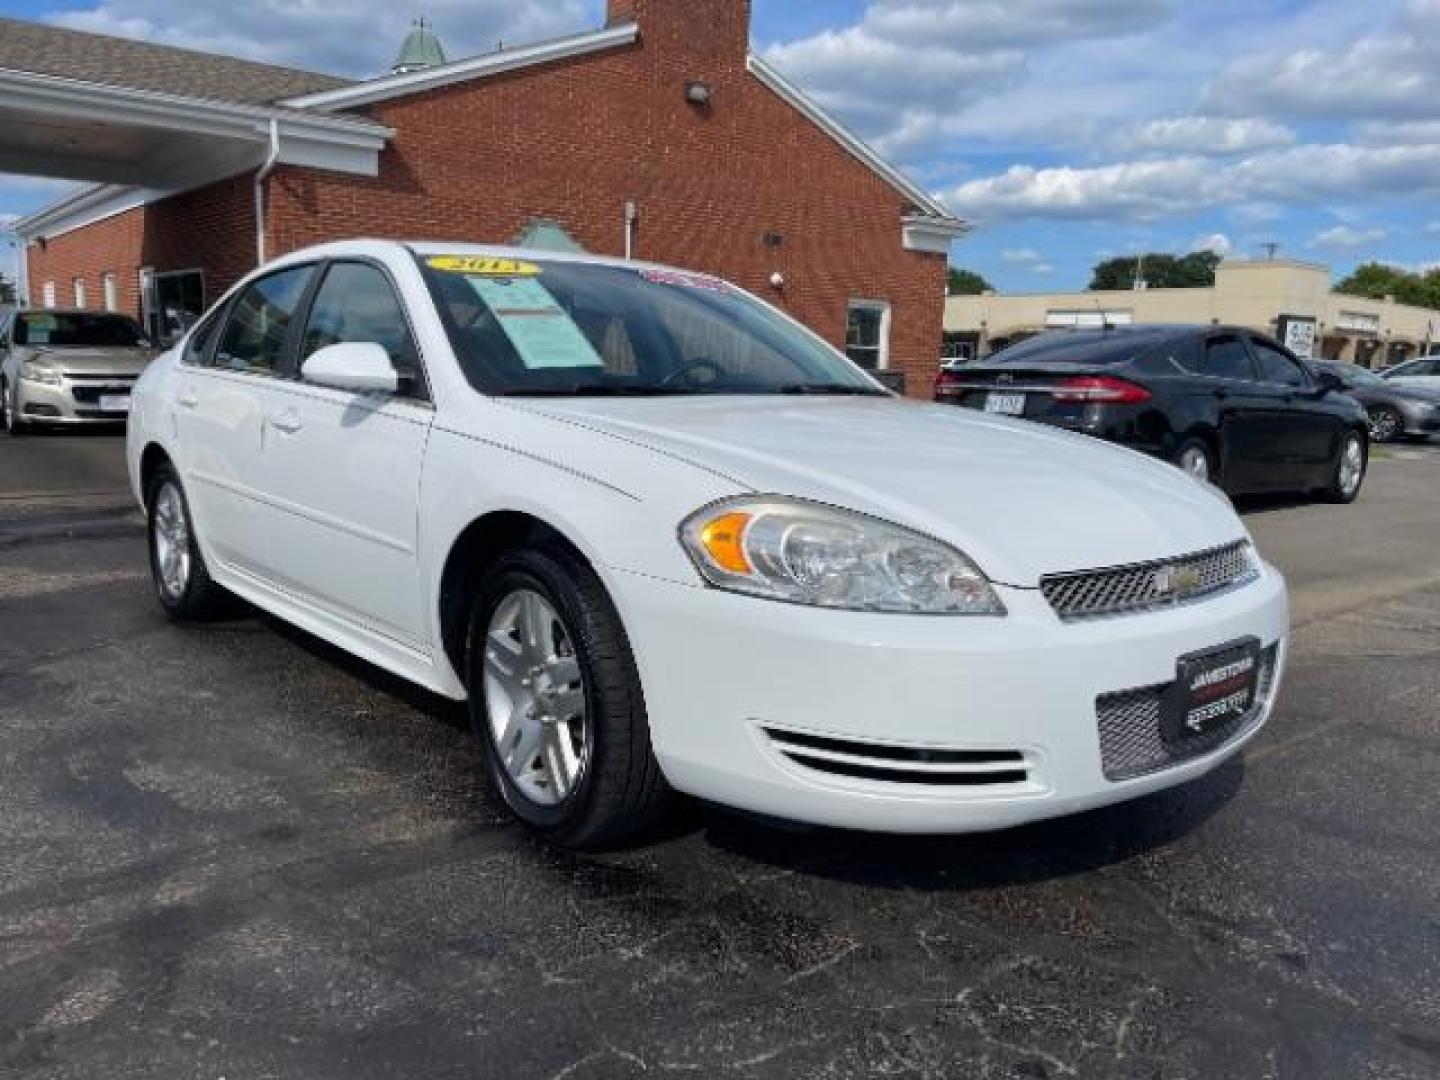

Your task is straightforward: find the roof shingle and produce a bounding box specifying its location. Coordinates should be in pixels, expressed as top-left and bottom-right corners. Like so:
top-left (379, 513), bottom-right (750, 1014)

top-left (0, 17), bottom-right (353, 105)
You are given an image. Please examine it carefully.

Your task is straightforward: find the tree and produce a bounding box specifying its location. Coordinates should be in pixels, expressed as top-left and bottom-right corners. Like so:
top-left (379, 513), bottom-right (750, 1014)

top-left (947, 266), bottom-right (993, 295)
top-left (1335, 262), bottom-right (1440, 311)
top-left (1088, 251), bottom-right (1220, 290)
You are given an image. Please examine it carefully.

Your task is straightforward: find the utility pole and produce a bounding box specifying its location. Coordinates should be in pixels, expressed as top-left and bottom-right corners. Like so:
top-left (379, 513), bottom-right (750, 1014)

top-left (1261, 241), bottom-right (1280, 260)
top-left (1132, 252), bottom-right (1147, 291)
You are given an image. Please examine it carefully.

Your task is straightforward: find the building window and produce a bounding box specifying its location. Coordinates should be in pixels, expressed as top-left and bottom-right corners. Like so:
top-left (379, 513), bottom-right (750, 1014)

top-left (42, 281), bottom-right (56, 309)
top-left (102, 273), bottom-right (118, 312)
top-left (846, 300), bottom-right (891, 370)
top-left (73, 278), bottom-right (86, 308)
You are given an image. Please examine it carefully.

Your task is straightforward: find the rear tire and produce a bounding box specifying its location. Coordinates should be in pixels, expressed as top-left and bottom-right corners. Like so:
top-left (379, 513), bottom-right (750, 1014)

top-left (146, 463), bottom-right (229, 619)
top-left (1366, 406), bottom-right (1403, 444)
top-left (466, 543), bottom-right (671, 849)
top-left (1322, 430), bottom-right (1367, 504)
top-left (1173, 437), bottom-right (1216, 484)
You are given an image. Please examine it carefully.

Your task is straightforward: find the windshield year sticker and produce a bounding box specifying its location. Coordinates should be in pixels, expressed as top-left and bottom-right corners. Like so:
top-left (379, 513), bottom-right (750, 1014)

top-left (428, 256), bottom-right (541, 276)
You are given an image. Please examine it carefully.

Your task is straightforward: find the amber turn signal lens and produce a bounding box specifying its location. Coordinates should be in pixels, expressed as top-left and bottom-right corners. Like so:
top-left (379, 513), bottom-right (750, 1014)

top-left (699, 511), bottom-right (753, 574)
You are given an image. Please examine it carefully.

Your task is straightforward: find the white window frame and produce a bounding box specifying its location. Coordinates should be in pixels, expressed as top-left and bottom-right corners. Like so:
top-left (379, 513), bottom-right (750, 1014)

top-left (846, 299), bottom-right (892, 371)
top-left (42, 281), bottom-right (56, 309)
top-left (73, 277), bottom-right (86, 308)
top-left (102, 273), bottom-right (118, 313)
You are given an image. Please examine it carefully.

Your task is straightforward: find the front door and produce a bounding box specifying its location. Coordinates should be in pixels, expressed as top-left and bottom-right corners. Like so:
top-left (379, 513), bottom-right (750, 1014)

top-left (250, 259), bottom-right (434, 653)
top-left (1246, 334), bottom-right (1342, 488)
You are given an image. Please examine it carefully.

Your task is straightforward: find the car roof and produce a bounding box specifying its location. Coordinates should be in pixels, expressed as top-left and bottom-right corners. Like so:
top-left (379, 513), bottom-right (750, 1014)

top-left (265, 238), bottom-right (690, 277)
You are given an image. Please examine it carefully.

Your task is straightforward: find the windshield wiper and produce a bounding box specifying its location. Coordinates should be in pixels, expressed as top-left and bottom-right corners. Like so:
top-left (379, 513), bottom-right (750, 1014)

top-left (776, 383), bottom-right (890, 396)
top-left (501, 385), bottom-right (716, 397)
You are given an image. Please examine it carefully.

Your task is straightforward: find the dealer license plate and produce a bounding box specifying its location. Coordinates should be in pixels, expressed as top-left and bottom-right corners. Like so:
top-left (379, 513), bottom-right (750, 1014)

top-left (1166, 638), bottom-right (1261, 740)
top-left (99, 394), bottom-right (132, 413)
top-left (984, 392), bottom-right (1026, 416)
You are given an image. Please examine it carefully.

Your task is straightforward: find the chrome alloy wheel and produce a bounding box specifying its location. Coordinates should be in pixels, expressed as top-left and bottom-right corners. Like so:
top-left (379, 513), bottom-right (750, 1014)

top-left (1178, 445), bottom-right (1210, 481)
top-left (1338, 435), bottom-right (1365, 498)
top-left (483, 589), bottom-right (590, 807)
top-left (152, 482), bottom-right (193, 601)
top-left (1367, 408), bottom-right (1401, 444)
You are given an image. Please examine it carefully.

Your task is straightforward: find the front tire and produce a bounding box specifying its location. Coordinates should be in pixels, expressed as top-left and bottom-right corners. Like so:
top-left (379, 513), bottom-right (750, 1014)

top-left (146, 463), bottom-right (229, 619)
top-left (1, 379), bottom-right (29, 435)
top-left (1322, 430), bottom-right (1367, 504)
top-left (466, 544), bottom-right (671, 849)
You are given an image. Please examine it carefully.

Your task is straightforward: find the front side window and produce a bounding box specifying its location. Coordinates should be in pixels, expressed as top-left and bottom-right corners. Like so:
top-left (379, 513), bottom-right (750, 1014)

top-left (301, 262), bottom-right (423, 395)
top-left (1251, 339), bottom-right (1309, 387)
top-left (845, 300), bottom-right (890, 370)
top-left (215, 265), bottom-right (314, 374)
top-left (421, 256), bottom-right (881, 397)
top-left (1202, 336), bottom-right (1255, 381)
top-left (14, 311), bottom-right (146, 347)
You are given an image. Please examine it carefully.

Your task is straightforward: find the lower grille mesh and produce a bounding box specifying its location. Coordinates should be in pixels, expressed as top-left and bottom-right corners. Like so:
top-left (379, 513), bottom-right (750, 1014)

top-left (1042, 541), bottom-right (1257, 620)
top-left (1096, 644), bottom-right (1278, 781)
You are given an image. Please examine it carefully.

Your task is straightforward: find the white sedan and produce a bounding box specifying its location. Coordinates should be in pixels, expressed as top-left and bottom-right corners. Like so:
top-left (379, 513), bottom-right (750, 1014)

top-left (127, 241), bottom-right (1288, 848)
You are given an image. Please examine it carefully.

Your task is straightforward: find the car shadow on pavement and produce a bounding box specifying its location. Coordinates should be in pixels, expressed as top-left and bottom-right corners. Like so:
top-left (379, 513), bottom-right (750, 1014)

top-left (693, 760), bottom-right (1246, 892)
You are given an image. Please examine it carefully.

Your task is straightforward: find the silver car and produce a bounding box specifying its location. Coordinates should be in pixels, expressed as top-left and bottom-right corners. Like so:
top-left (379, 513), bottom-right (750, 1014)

top-left (0, 309), bottom-right (157, 434)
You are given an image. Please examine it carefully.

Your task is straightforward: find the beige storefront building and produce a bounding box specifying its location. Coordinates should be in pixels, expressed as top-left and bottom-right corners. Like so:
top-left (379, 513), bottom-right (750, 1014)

top-left (945, 259), bottom-right (1438, 368)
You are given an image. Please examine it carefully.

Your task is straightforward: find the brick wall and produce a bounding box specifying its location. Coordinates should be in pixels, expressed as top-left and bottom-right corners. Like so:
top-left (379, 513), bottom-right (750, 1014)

top-left (29, 0), bottom-right (947, 392)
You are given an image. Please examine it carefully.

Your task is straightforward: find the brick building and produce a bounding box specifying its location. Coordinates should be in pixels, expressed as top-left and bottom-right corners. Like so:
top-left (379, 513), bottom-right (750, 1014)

top-left (9, 1), bottom-right (966, 394)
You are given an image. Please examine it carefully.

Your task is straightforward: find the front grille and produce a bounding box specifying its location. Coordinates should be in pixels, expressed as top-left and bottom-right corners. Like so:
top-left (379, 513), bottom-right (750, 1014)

top-left (1041, 540), bottom-right (1257, 621)
top-left (1096, 644), bottom-right (1278, 781)
top-left (67, 376), bottom-right (135, 407)
top-left (762, 726), bottom-right (1030, 787)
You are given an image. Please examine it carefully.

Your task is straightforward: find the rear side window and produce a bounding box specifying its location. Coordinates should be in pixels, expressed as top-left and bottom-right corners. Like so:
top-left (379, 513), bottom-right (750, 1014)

top-left (1202, 336), bottom-right (1255, 380)
top-left (1250, 338), bottom-right (1309, 388)
top-left (215, 266), bottom-right (315, 374)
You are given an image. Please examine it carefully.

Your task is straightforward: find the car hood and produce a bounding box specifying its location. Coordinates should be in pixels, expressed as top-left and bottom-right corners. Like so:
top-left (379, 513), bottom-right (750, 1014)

top-left (22, 347), bottom-right (156, 376)
top-left (516, 396), bottom-right (1249, 587)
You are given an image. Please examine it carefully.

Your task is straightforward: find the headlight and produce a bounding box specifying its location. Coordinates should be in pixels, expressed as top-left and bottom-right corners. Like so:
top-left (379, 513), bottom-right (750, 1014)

top-left (679, 496), bottom-right (1005, 615)
top-left (20, 361), bottom-right (62, 386)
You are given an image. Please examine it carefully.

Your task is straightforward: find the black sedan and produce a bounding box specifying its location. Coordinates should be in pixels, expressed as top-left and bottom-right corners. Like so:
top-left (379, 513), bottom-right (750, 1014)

top-left (935, 325), bottom-right (1369, 502)
top-left (1310, 360), bottom-right (1440, 443)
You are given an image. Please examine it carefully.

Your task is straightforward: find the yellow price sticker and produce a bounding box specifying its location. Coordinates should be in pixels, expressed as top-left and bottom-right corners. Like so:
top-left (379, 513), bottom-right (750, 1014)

top-left (427, 255), bottom-right (541, 276)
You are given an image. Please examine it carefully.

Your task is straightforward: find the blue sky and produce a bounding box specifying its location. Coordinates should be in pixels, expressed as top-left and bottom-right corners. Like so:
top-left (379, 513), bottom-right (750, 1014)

top-left (5, 0), bottom-right (1440, 291)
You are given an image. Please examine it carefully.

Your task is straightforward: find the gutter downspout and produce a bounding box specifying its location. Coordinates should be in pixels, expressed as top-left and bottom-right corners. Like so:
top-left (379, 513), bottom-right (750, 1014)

top-left (254, 119), bottom-right (280, 265)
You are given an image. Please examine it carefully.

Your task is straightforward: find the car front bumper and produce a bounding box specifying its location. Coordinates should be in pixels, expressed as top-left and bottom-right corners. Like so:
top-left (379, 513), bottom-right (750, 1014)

top-left (613, 561), bottom-right (1288, 833)
top-left (17, 376), bottom-right (134, 424)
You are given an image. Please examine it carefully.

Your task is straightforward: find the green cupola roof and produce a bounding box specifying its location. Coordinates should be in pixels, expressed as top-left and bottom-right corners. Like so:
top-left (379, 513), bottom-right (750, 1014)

top-left (392, 18), bottom-right (446, 75)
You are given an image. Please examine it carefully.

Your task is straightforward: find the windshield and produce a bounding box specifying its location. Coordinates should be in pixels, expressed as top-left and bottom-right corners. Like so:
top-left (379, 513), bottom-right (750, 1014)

top-left (1321, 363), bottom-right (1382, 387)
top-left (420, 256), bottom-right (884, 397)
top-left (16, 311), bottom-right (146, 348)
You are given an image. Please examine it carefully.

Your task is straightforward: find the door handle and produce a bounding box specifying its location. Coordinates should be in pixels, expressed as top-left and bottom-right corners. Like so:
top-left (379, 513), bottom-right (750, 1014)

top-left (177, 391), bottom-right (199, 409)
top-left (268, 408), bottom-right (303, 434)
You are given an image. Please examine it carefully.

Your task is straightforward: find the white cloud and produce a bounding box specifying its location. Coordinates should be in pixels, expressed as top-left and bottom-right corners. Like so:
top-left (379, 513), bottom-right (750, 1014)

top-left (947, 142), bottom-right (1440, 223)
top-left (1116, 117), bottom-right (1295, 156)
top-left (1191, 232), bottom-right (1232, 256)
top-left (1204, 1), bottom-right (1440, 121)
top-left (762, 0), bottom-right (1172, 157)
top-left (47, 0), bottom-right (592, 78)
top-left (1000, 247), bottom-right (1044, 263)
top-left (1427, 221), bottom-right (1440, 233)
top-left (1307, 225), bottom-right (1388, 250)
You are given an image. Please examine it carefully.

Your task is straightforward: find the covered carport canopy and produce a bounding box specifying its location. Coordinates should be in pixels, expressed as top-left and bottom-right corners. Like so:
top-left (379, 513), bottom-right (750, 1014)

top-left (1, 17), bottom-right (390, 266)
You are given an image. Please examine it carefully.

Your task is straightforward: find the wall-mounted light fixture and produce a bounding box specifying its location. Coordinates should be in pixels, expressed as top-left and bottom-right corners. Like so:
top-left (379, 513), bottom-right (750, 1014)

top-left (684, 80), bottom-right (712, 106)
top-left (769, 271), bottom-right (785, 290)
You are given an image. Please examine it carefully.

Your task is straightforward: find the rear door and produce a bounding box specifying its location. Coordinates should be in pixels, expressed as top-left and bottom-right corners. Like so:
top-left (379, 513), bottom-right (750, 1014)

top-left (1247, 334), bottom-right (1342, 486)
top-left (247, 258), bottom-right (435, 653)
top-left (173, 264), bottom-right (317, 578)
top-left (1194, 333), bottom-right (1276, 491)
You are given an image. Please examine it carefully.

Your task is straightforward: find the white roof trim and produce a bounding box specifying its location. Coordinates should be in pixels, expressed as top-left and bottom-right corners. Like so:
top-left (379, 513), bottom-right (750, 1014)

top-left (283, 23), bottom-right (640, 112)
top-left (746, 54), bottom-right (961, 224)
top-left (14, 183), bottom-right (155, 238)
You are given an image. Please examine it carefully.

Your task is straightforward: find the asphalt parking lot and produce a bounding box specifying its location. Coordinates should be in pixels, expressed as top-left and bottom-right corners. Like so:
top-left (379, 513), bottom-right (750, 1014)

top-left (2, 432), bottom-right (1438, 1079)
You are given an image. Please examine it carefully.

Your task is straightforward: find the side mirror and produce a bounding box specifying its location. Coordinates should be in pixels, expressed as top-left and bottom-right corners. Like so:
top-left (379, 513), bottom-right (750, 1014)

top-left (301, 342), bottom-right (398, 394)
top-left (1316, 370), bottom-right (1346, 394)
